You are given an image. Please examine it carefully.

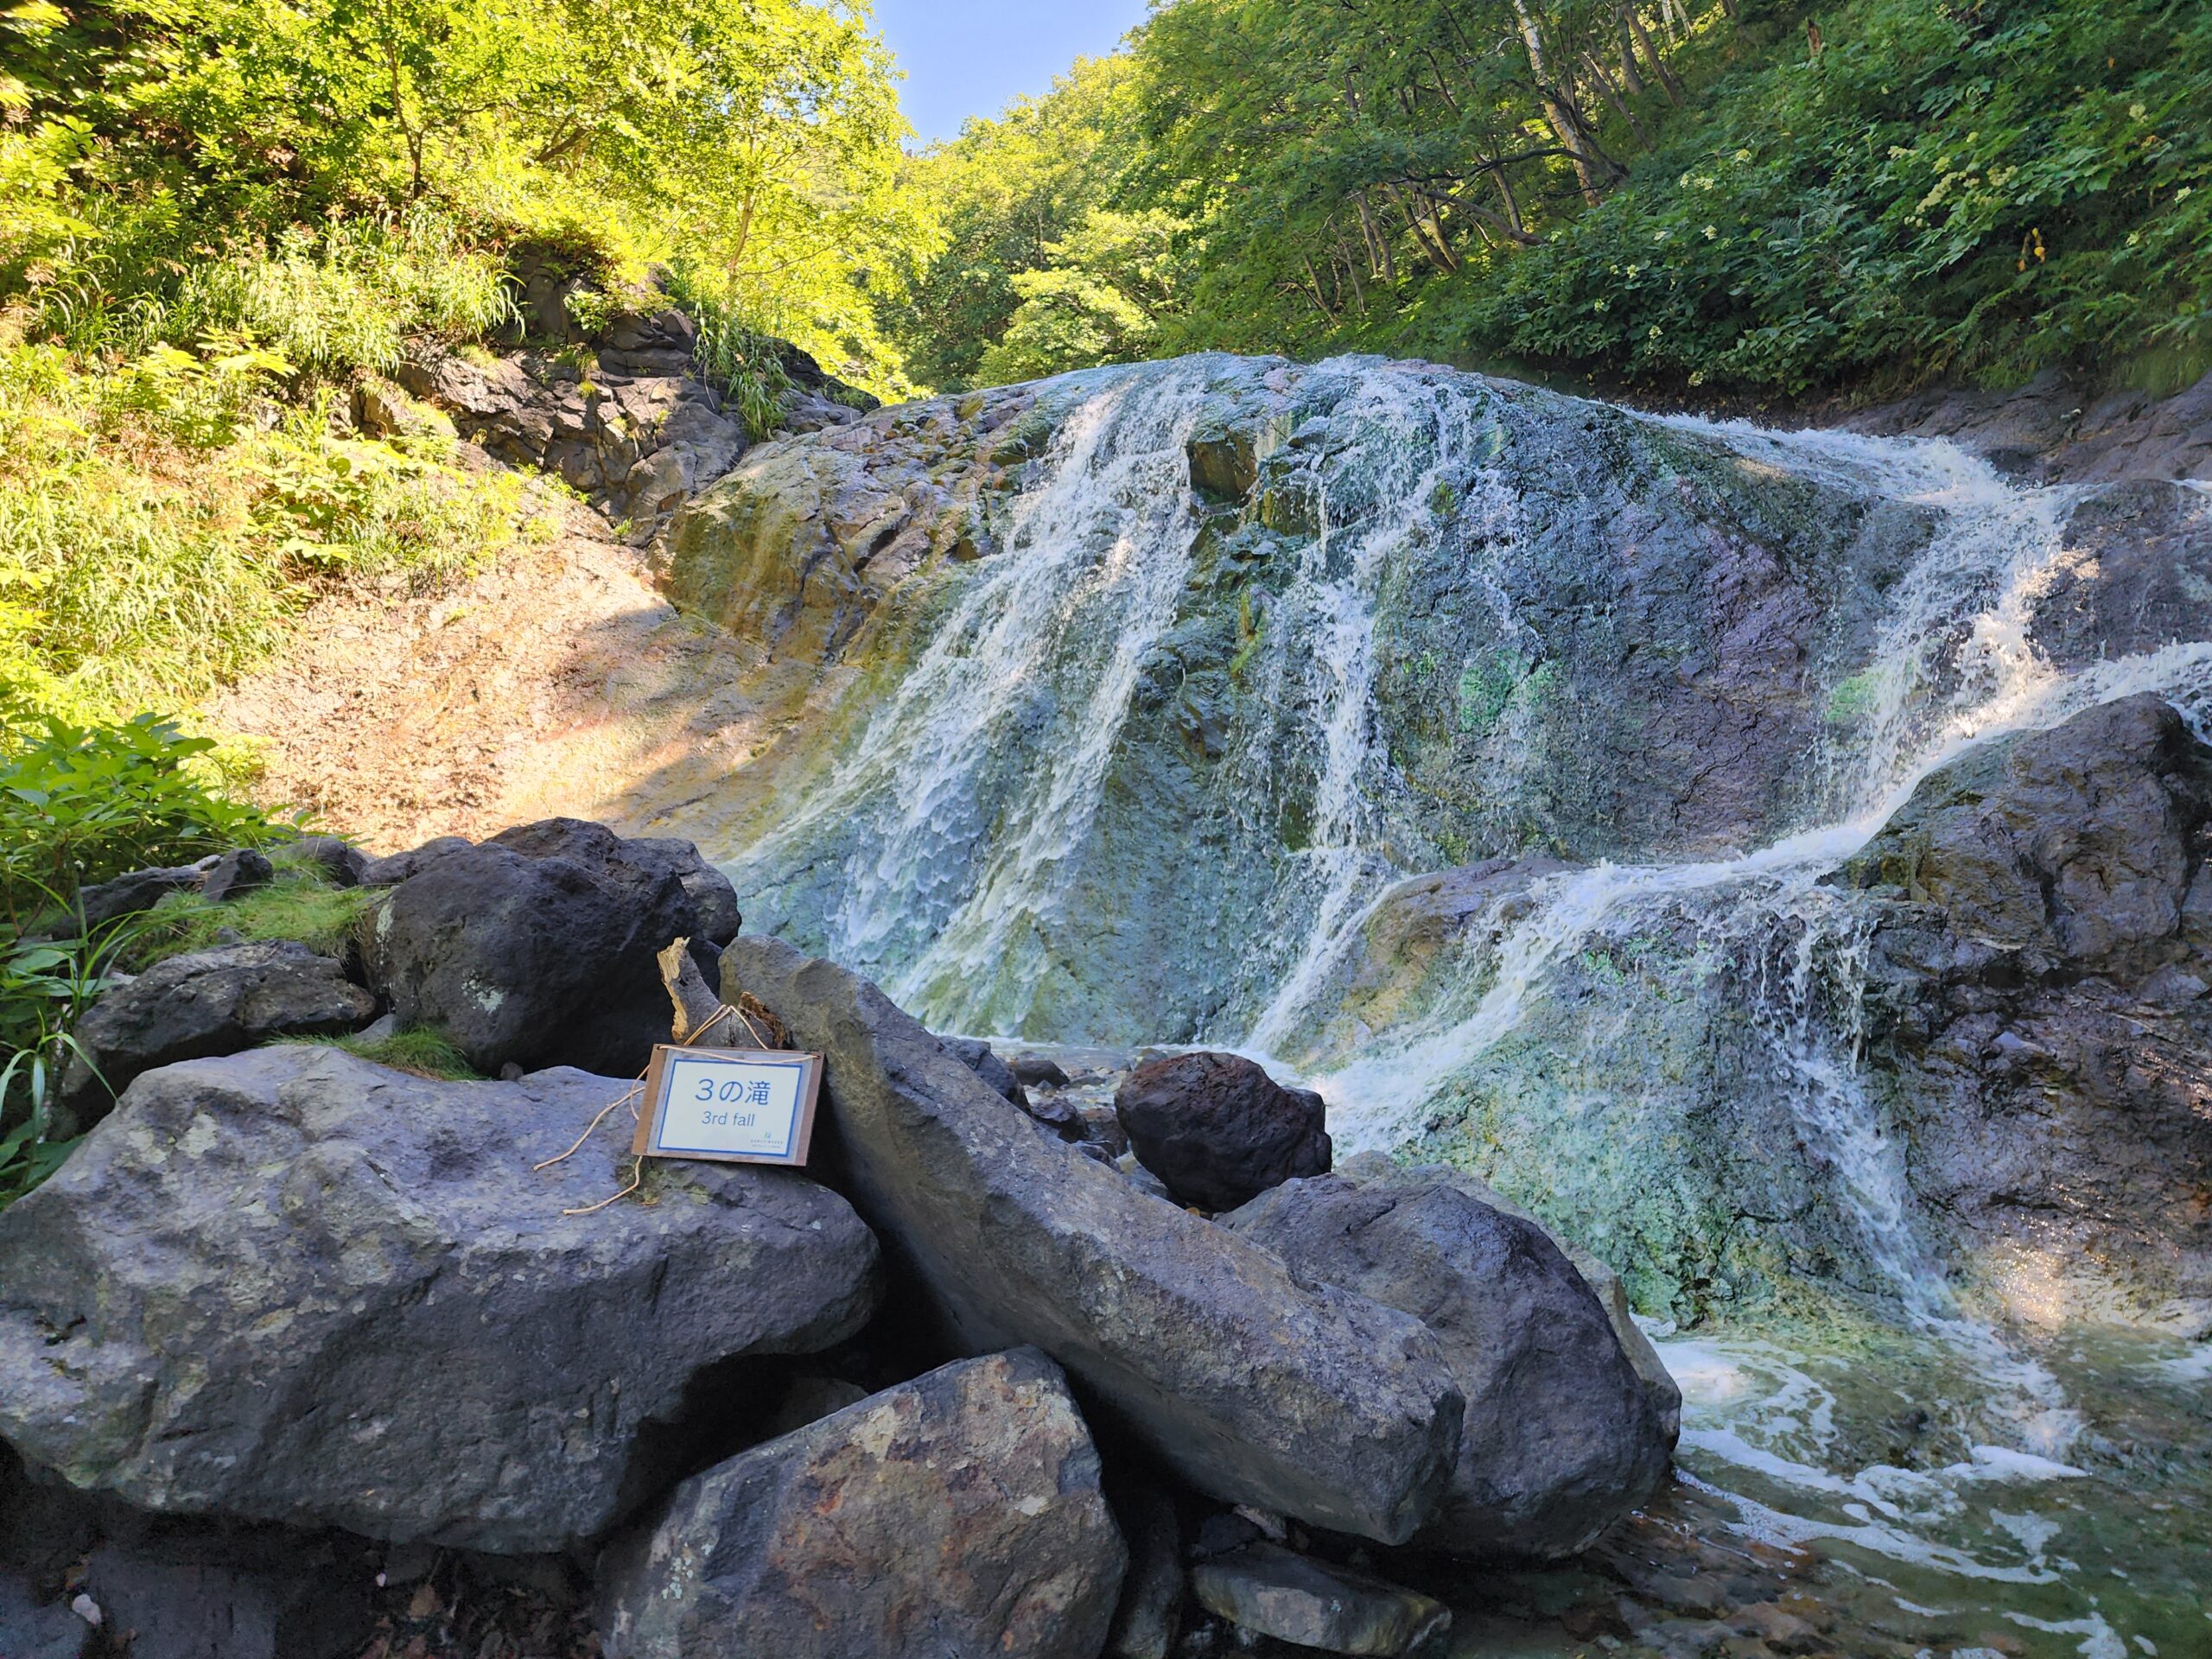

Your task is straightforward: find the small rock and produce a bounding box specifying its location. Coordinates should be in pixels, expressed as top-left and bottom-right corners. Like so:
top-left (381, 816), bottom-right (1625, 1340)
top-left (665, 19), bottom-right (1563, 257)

top-left (1106, 1486), bottom-right (1183, 1659)
top-left (0, 1568), bottom-right (85, 1658)
top-left (55, 941), bottom-right (377, 1129)
top-left (278, 835), bottom-right (369, 887)
top-left (77, 1536), bottom-right (373, 1659)
top-left (353, 1011), bottom-right (403, 1046)
top-left (942, 1033), bottom-right (1031, 1109)
top-left (1115, 1051), bottom-right (1331, 1211)
top-left (598, 1349), bottom-right (1127, 1659)
top-left (200, 849), bottom-right (274, 904)
top-left (1010, 1052), bottom-right (1072, 1088)
top-left (70, 866), bottom-right (202, 931)
top-left (1190, 1543), bottom-right (1449, 1656)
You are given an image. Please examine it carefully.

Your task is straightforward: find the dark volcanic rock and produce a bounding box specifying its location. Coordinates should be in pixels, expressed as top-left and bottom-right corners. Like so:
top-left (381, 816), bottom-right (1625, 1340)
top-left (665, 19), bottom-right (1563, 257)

top-left (71, 866), bottom-right (202, 931)
top-left (1223, 1162), bottom-right (1674, 1560)
top-left (55, 941), bottom-right (376, 1129)
top-left (598, 1349), bottom-right (1125, 1659)
top-left (1104, 1486), bottom-right (1183, 1659)
top-left (199, 848), bottom-right (273, 904)
top-left (486, 819), bottom-right (741, 947)
top-left (942, 1033), bottom-right (1031, 1108)
top-left (277, 835), bottom-right (369, 887)
top-left (1116, 1051), bottom-right (1331, 1211)
top-left (1844, 693), bottom-right (2212, 1311)
top-left (357, 835), bottom-right (473, 887)
top-left (1190, 1543), bottom-right (1449, 1656)
top-left (360, 819), bottom-right (715, 1075)
top-left (721, 936), bottom-right (1465, 1544)
top-left (73, 1536), bottom-right (373, 1659)
top-left (0, 1046), bottom-right (880, 1551)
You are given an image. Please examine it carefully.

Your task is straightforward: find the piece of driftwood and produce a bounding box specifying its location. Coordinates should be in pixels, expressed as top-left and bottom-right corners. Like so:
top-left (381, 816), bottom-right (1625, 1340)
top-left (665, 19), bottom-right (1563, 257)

top-left (657, 938), bottom-right (793, 1049)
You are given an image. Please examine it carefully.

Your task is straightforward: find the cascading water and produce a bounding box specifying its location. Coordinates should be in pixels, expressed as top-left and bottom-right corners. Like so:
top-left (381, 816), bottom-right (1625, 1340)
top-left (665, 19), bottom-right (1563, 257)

top-left (706, 355), bottom-right (2212, 1655)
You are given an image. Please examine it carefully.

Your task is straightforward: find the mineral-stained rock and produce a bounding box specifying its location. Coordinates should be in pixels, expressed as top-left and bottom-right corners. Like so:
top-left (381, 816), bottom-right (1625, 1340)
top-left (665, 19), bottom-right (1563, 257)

top-left (0, 1046), bottom-right (880, 1551)
top-left (597, 1349), bottom-right (1125, 1659)
top-left (1223, 1161), bottom-right (1674, 1560)
top-left (721, 936), bottom-right (1465, 1544)
top-left (360, 819), bottom-right (717, 1074)
top-left (1115, 1050), bottom-right (1331, 1211)
top-left (55, 941), bottom-right (376, 1128)
top-left (1190, 1543), bottom-right (1449, 1656)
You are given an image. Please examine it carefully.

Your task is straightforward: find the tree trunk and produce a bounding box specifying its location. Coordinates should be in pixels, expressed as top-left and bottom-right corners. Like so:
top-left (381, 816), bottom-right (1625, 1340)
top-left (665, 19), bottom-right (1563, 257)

top-left (1626, 4), bottom-right (1685, 104)
top-left (1509, 0), bottom-right (1604, 206)
top-left (1583, 51), bottom-right (1652, 148)
top-left (1616, 10), bottom-right (1646, 96)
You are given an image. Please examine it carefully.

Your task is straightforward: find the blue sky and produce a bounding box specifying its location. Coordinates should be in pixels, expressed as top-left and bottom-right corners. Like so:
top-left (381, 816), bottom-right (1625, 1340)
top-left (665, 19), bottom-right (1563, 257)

top-left (870, 0), bottom-right (1154, 145)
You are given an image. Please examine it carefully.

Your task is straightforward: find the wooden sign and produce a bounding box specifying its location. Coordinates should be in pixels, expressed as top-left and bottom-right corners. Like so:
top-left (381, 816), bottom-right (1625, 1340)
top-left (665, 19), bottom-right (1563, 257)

top-left (632, 1044), bottom-right (823, 1166)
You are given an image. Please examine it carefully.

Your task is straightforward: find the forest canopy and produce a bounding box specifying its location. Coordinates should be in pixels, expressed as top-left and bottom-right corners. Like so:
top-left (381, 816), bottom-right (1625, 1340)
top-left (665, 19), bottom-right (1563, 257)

top-left (3, 0), bottom-right (931, 383)
top-left (886, 0), bottom-right (2212, 399)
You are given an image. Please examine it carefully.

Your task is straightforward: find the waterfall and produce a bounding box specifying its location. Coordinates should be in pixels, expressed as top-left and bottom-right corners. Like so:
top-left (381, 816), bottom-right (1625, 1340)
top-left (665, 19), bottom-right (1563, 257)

top-left (719, 355), bottom-right (2212, 1334)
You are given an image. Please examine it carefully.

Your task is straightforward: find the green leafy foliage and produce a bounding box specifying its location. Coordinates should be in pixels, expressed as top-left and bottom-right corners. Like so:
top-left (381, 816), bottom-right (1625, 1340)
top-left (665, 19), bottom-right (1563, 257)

top-left (288, 1025), bottom-right (481, 1082)
top-left (893, 0), bottom-right (2212, 398)
top-left (0, 708), bottom-right (280, 921)
top-left (0, 899), bottom-right (165, 1209)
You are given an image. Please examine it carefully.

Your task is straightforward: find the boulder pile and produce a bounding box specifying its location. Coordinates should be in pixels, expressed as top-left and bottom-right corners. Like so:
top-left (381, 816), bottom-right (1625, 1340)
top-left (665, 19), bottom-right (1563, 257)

top-left (0, 818), bottom-right (1680, 1659)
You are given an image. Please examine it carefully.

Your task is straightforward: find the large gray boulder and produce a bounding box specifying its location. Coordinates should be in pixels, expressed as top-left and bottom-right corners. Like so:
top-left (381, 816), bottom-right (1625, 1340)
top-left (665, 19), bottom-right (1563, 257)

top-left (359, 818), bottom-right (733, 1076)
top-left (55, 941), bottom-right (377, 1130)
top-left (598, 1349), bottom-right (1125, 1659)
top-left (0, 1046), bottom-right (880, 1551)
top-left (1222, 1160), bottom-right (1674, 1560)
top-left (1332, 1154), bottom-right (1681, 1442)
top-left (721, 936), bottom-right (1465, 1544)
top-left (1844, 693), bottom-right (2212, 1311)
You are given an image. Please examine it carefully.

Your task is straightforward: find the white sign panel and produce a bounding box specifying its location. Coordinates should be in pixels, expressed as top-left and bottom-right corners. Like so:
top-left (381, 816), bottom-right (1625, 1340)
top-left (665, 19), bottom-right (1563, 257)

top-left (633, 1045), bottom-right (823, 1166)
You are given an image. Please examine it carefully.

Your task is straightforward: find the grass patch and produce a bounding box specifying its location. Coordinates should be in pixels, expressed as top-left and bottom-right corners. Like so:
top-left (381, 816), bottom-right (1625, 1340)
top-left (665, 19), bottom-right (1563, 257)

top-left (130, 875), bottom-right (378, 968)
top-left (282, 1025), bottom-right (480, 1082)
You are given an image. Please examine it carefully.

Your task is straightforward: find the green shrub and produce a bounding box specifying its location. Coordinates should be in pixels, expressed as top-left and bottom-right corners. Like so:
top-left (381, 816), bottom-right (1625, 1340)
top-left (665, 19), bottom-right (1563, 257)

top-left (676, 283), bottom-right (794, 441)
top-left (0, 708), bottom-right (283, 923)
top-left (0, 906), bottom-right (162, 1210)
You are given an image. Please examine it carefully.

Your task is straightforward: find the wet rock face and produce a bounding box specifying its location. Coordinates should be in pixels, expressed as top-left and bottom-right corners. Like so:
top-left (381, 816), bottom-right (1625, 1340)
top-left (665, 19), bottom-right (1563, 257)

top-left (597, 1350), bottom-right (1125, 1659)
top-left (359, 818), bottom-right (735, 1075)
top-left (1223, 1163), bottom-right (1674, 1560)
top-left (1847, 694), bottom-right (2212, 1310)
top-left (1116, 1051), bottom-right (1331, 1211)
top-left (676, 357), bottom-right (1948, 1046)
top-left (0, 1046), bottom-right (880, 1551)
top-left (720, 936), bottom-right (1465, 1545)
